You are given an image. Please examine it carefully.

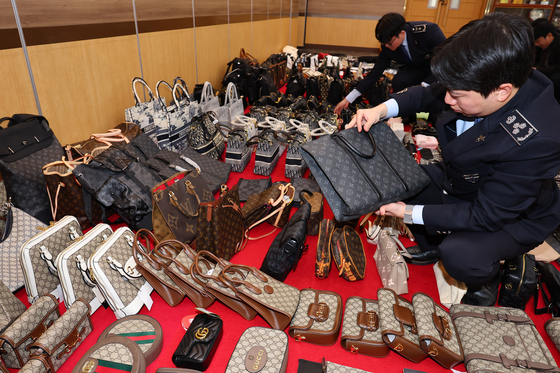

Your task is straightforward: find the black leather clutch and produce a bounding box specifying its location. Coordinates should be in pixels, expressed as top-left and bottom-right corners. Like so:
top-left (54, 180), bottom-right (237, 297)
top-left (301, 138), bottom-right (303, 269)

top-left (172, 313), bottom-right (223, 371)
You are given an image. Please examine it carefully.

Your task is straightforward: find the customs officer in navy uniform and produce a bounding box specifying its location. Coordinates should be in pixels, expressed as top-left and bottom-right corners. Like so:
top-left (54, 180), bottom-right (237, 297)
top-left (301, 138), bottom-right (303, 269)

top-left (348, 13), bottom-right (560, 306)
top-left (334, 12), bottom-right (446, 115)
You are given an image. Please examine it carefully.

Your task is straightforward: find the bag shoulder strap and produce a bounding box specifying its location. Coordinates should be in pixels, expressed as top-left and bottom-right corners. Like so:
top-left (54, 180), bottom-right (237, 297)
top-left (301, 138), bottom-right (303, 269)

top-left (451, 310), bottom-right (533, 324)
top-left (464, 353), bottom-right (560, 371)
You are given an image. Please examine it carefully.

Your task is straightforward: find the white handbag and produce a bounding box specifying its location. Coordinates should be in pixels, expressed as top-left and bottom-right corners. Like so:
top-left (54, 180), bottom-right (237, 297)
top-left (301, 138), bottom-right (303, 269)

top-left (199, 81), bottom-right (220, 114)
top-left (56, 223), bottom-right (113, 314)
top-left (88, 226), bottom-right (153, 319)
top-left (125, 77), bottom-right (159, 144)
top-left (19, 215), bottom-right (82, 303)
top-left (217, 82), bottom-right (244, 125)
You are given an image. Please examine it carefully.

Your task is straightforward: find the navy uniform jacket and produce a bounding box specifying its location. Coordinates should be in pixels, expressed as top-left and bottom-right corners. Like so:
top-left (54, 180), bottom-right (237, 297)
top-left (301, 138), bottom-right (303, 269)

top-left (355, 21), bottom-right (446, 95)
top-left (392, 70), bottom-right (560, 246)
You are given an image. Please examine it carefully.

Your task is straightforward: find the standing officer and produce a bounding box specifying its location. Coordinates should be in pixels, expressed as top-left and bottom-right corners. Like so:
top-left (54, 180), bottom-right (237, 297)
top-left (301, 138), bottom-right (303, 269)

top-left (334, 12), bottom-right (446, 115)
top-left (348, 13), bottom-right (560, 306)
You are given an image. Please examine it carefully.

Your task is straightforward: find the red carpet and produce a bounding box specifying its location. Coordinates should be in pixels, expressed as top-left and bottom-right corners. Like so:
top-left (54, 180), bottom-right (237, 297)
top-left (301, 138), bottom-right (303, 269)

top-left (9, 147), bottom-right (560, 373)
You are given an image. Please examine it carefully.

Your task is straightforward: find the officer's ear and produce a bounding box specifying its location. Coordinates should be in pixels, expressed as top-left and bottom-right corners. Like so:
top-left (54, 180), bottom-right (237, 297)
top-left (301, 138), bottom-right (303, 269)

top-left (495, 83), bottom-right (514, 103)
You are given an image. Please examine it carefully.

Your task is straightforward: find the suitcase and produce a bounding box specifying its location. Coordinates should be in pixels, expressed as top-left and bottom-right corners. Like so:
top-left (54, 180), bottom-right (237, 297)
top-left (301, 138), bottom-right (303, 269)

top-left (19, 215), bottom-right (82, 303)
top-left (56, 223), bottom-right (113, 313)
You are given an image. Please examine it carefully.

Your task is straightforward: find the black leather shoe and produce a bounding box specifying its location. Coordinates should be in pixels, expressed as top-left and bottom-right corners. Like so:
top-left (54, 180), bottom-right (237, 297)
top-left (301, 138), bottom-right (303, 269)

top-left (462, 270), bottom-right (501, 307)
top-left (404, 246), bottom-right (441, 265)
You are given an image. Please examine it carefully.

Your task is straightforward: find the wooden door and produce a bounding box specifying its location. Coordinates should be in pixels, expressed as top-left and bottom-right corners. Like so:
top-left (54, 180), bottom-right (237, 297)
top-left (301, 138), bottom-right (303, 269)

top-left (404, 0), bottom-right (489, 37)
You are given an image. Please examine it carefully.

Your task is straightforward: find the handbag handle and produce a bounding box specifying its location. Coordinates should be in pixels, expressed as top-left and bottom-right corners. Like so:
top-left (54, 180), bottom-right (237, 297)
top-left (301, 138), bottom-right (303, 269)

top-left (219, 264), bottom-right (269, 295)
top-left (246, 128), bottom-right (275, 147)
top-left (156, 80), bottom-right (173, 100)
top-left (200, 81), bottom-right (214, 105)
top-left (153, 239), bottom-right (196, 275)
top-left (310, 119), bottom-right (338, 137)
top-left (331, 129), bottom-right (376, 159)
top-left (90, 128), bottom-right (130, 145)
top-left (173, 76), bottom-right (191, 99)
top-left (172, 83), bottom-right (193, 109)
top-left (224, 82), bottom-right (239, 106)
top-left (133, 229), bottom-right (166, 271)
top-left (132, 77), bottom-right (155, 105)
top-left (192, 250), bottom-right (230, 285)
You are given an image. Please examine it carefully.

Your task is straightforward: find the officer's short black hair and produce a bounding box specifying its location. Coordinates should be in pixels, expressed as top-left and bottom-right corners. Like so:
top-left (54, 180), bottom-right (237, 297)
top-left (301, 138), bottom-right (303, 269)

top-left (376, 13), bottom-right (406, 44)
top-left (431, 12), bottom-right (533, 98)
top-left (532, 18), bottom-right (557, 40)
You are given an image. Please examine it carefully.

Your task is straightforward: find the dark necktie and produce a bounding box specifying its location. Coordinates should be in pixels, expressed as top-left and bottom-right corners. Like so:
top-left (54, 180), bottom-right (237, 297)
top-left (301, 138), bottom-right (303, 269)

top-left (400, 45), bottom-right (412, 64)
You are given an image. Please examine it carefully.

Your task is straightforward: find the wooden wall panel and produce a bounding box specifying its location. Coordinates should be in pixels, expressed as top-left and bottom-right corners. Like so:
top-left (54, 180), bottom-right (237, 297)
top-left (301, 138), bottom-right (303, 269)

top-left (253, 20), bottom-right (272, 62)
top-left (195, 24), bottom-right (230, 89)
top-left (26, 36), bottom-right (141, 146)
top-left (297, 17), bottom-right (305, 47)
top-left (305, 17), bottom-right (380, 49)
top-left (0, 48), bottom-right (38, 115)
top-left (307, 0), bottom-right (404, 17)
top-left (138, 28), bottom-right (198, 102)
top-left (230, 22), bottom-right (255, 62)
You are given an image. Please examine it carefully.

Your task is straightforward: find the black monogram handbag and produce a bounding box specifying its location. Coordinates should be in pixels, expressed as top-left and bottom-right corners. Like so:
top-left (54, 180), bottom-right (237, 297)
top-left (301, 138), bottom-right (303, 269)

top-left (188, 111), bottom-right (226, 160)
top-left (300, 125), bottom-right (430, 222)
top-left (0, 114), bottom-right (65, 224)
top-left (172, 313), bottom-right (223, 371)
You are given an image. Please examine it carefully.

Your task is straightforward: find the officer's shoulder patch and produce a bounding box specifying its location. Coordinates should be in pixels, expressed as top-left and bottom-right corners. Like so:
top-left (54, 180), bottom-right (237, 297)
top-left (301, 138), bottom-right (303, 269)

top-left (412, 24), bottom-right (427, 33)
top-left (499, 109), bottom-right (538, 146)
top-left (396, 88), bottom-right (408, 95)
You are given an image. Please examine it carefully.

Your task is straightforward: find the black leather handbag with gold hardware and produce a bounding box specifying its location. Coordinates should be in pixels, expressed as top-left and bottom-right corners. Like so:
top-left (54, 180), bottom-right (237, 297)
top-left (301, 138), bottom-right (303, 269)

top-left (172, 313), bottom-right (223, 371)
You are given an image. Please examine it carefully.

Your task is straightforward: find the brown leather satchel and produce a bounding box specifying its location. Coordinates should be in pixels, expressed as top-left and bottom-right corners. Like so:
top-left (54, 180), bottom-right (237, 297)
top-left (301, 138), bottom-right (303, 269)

top-left (240, 48), bottom-right (259, 67)
top-left (219, 264), bottom-right (300, 330)
top-left (64, 122), bottom-right (141, 160)
top-left (42, 155), bottom-right (104, 230)
top-left (377, 288), bottom-right (429, 364)
top-left (315, 219), bottom-right (334, 279)
top-left (196, 185), bottom-right (245, 260)
top-left (288, 288), bottom-right (342, 345)
top-left (340, 296), bottom-right (390, 358)
top-left (133, 229), bottom-right (186, 307)
top-left (152, 170), bottom-right (214, 244)
top-left (191, 251), bottom-right (257, 321)
top-left (153, 239), bottom-right (216, 309)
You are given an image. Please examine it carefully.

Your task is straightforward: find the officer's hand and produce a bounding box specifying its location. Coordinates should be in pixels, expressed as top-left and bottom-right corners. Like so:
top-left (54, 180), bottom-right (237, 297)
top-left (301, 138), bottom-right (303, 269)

top-left (375, 201), bottom-right (406, 219)
top-left (346, 104), bottom-right (388, 132)
top-left (333, 99), bottom-right (350, 115)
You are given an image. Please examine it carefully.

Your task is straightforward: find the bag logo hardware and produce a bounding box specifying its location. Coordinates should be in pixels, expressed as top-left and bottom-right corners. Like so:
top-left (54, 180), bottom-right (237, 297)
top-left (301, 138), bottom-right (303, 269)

top-left (316, 303), bottom-right (327, 318)
top-left (245, 346), bottom-right (268, 372)
top-left (82, 361), bottom-right (95, 373)
top-left (195, 327), bottom-right (209, 339)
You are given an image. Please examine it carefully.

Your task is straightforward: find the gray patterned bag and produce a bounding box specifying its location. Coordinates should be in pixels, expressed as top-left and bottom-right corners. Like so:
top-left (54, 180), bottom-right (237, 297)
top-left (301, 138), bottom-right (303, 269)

top-left (219, 264), bottom-right (300, 330)
top-left (450, 304), bottom-right (559, 373)
top-left (88, 227), bottom-right (154, 319)
top-left (373, 229), bottom-right (409, 295)
top-left (27, 299), bottom-right (92, 372)
top-left (225, 327), bottom-right (289, 373)
top-left (545, 317), bottom-right (560, 353)
top-left (0, 181), bottom-right (5, 205)
top-left (56, 223), bottom-right (113, 313)
top-left (377, 288), bottom-right (429, 363)
top-left (289, 289), bottom-right (342, 345)
top-left (0, 202), bottom-right (46, 292)
top-left (251, 129), bottom-right (283, 176)
top-left (125, 77), bottom-right (159, 144)
top-left (0, 294), bottom-right (60, 369)
top-left (20, 215), bottom-right (82, 303)
top-left (188, 111), bottom-right (225, 160)
top-left (340, 296), bottom-right (390, 358)
top-left (225, 128), bottom-right (252, 173)
top-left (411, 292), bottom-right (464, 369)
top-left (301, 125), bottom-right (431, 222)
top-left (0, 279), bottom-right (26, 335)
top-left (278, 129), bottom-right (310, 179)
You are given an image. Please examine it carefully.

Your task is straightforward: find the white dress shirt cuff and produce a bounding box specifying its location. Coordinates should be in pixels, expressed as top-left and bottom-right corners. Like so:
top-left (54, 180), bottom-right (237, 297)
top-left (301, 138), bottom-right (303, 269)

top-left (412, 205), bottom-right (425, 225)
